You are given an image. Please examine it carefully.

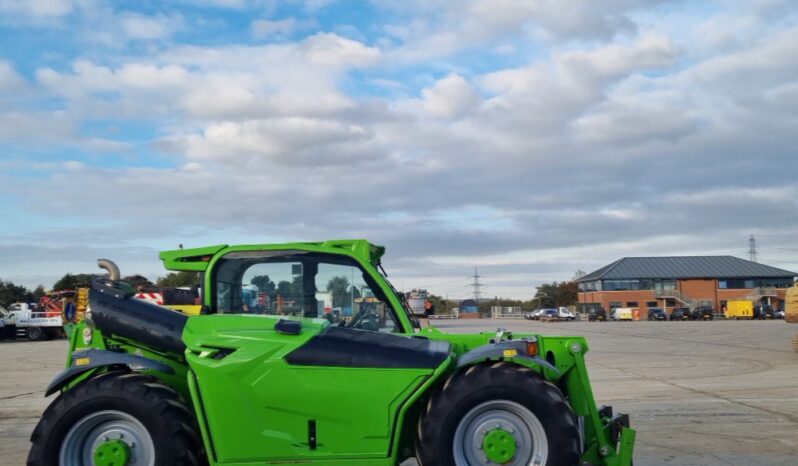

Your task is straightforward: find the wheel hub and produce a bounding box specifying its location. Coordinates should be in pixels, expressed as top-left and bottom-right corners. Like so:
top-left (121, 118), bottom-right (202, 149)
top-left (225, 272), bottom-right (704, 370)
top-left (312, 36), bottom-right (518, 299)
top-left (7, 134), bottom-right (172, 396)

top-left (59, 410), bottom-right (155, 466)
top-left (93, 439), bottom-right (130, 466)
top-left (482, 428), bottom-right (517, 464)
top-left (453, 400), bottom-right (548, 466)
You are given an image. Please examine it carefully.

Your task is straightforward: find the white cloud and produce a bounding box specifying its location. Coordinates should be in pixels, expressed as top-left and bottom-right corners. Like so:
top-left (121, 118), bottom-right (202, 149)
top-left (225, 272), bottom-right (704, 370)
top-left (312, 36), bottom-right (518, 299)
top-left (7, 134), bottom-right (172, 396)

top-left (0, 0), bottom-right (74, 17)
top-left (119, 12), bottom-right (184, 41)
top-left (251, 17), bottom-right (297, 38)
top-left (175, 117), bottom-right (371, 167)
top-left (405, 74), bottom-right (480, 119)
top-left (0, 60), bottom-right (26, 91)
top-left (300, 32), bottom-right (380, 67)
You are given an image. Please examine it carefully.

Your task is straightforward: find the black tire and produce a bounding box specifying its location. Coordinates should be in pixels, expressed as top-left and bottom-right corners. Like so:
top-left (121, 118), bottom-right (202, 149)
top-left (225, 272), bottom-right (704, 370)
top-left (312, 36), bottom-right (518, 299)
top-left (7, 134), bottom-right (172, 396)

top-left (417, 363), bottom-right (580, 466)
top-left (28, 371), bottom-right (202, 466)
top-left (26, 327), bottom-right (43, 341)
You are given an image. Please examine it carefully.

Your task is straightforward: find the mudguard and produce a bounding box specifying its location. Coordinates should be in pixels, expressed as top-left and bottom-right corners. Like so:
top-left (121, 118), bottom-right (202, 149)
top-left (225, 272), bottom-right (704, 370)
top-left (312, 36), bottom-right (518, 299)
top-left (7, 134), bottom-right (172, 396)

top-left (456, 339), bottom-right (560, 375)
top-left (45, 348), bottom-right (175, 396)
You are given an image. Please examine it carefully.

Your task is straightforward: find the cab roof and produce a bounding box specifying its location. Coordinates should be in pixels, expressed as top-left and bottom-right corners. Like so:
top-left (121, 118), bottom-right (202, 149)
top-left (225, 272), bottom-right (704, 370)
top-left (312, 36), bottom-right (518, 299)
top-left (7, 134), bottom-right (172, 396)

top-left (159, 239), bottom-right (386, 272)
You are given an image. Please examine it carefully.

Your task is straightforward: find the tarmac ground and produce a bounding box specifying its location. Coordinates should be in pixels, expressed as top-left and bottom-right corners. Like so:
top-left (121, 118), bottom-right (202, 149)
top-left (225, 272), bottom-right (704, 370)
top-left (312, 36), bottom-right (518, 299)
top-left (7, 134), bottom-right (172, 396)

top-left (1, 319), bottom-right (796, 466)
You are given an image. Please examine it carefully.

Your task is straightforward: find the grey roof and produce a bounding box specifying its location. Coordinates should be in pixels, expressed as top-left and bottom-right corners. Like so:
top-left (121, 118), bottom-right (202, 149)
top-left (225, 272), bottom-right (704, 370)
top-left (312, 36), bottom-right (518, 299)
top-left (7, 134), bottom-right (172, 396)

top-left (579, 256), bottom-right (797, 281)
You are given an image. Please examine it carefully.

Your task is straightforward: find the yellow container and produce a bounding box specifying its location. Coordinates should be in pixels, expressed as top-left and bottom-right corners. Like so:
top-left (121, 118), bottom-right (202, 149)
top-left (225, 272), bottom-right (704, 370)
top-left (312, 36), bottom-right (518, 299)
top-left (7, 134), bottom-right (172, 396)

top-left (786, 284), bottom-right (798, 324)
top-left (725, 300), bottom-right (753, 320)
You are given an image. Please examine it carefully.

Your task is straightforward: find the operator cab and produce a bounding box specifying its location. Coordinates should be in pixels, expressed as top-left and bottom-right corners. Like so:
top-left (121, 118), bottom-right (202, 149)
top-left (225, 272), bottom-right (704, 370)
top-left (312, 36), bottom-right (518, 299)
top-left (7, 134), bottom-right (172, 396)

top-left (212, 250), bottom-right (407, 333)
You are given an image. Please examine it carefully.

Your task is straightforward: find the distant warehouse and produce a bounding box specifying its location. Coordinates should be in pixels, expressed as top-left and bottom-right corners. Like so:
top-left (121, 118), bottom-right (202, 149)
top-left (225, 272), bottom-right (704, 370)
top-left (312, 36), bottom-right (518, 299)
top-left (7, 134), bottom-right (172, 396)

top-left (577, 256), bottom-right (797, 314)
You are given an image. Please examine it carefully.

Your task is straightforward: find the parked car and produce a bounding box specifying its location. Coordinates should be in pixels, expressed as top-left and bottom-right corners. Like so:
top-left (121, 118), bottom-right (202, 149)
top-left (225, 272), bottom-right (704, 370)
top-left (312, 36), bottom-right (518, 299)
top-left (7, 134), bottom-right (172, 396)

top-left (647, 308), bottom-right (667, 321)
top-left (691, 306), bottom-right (714, 321)
top-left (558, 307), bottom-right (576, 321)
top-left (670, 307), bottom-right (691, 321)
top-left (753, 304), bottom-right (775, 320)
top-left (588, 308), bottom-right (607, 321)
top-left (524, 309), bottom-right (543, 320)
top-left (540, 308), bottom-right (560, 321)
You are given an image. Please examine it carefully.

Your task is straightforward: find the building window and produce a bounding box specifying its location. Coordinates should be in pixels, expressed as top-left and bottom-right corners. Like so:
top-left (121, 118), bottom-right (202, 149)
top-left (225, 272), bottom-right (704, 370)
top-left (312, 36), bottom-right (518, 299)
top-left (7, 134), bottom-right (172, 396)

top-left (718, 278), bottom-right (793, 289)
top-left (582, 280), bottom-right (601, 291)
top-left (603, 280), bottom-right (641, 291)
top-left (609, 301), bottom-right (622, 309)
top-left (627, 301), bottom-right (639, 307)
top-left (646, 301), bottom-right (658, 308)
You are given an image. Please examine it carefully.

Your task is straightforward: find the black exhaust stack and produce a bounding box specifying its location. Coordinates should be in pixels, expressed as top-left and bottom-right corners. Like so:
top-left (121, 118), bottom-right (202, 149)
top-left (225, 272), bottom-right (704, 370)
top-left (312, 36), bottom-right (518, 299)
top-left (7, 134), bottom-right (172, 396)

top-left (89, 260), bottom-right (187, 355)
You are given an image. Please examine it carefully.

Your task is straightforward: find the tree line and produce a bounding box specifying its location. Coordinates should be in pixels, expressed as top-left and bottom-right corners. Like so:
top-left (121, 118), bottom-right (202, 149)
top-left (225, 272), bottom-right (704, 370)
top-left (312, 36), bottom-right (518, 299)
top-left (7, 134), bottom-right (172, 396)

top-left (250, 274), bottom-right (361, 308)
top-left (0, 271), bottom-right (202, 307)
top-left (419, 281), bottom-right (578, 316)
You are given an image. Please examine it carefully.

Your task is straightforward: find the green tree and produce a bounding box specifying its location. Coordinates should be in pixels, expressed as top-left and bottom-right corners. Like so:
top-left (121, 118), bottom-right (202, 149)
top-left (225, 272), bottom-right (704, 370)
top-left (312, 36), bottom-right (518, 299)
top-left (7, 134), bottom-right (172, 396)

top-left (0, 280), bottom-right (33, 306)
top-left (32, 285), bottom-right (46, 302)
top-left (156, 271), bottom-right (200, 288)
top-left (533, 281), bottom-right (578, 308)
top-left (53, 273), bottom-right (93, 291)
top-left (326, 276), bottom-right (351, 308)
top-left (124, 275), bottom-right (154, 289)
top-left (276, 280), bottom-right (294, 299)
top-left (534, 283), bottom-right (557, 308)
top-left (554, 281), bottom-right (578, 307)
top-left (251, 275), bottom-right (276, 297)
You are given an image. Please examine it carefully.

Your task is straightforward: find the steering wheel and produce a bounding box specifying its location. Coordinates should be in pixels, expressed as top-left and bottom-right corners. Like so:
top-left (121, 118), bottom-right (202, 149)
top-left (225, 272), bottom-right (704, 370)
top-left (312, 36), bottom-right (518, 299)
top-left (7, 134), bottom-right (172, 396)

top-left (349, 302), bottom-right (380, 331)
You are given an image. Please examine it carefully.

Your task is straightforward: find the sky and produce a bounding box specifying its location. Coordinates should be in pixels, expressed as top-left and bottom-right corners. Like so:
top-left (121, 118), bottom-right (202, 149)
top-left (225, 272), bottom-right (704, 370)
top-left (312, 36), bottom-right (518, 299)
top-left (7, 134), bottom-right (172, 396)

top-left (0, 0), bottom-right (797, 300)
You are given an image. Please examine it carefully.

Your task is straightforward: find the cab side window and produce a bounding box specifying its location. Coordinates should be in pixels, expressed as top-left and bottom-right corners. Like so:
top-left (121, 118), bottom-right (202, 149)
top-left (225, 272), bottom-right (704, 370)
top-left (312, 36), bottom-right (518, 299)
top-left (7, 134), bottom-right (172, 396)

top-left (212, 251), bottom-right (400, 333)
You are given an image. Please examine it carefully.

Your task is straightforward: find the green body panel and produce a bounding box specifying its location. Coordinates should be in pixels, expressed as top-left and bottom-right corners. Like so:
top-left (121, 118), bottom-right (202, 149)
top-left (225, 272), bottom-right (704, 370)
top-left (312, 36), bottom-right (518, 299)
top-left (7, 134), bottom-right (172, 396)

top-left (56, 239), bottom-right (634, 466)
top-left (160, 244), bottom-right (228, 272)
top-left (182, 314), bottom-right (434, 463)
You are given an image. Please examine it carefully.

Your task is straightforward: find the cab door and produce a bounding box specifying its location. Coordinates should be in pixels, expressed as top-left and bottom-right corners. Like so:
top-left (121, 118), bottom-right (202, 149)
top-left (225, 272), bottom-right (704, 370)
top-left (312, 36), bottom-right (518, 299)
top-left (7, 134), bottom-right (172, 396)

top-left (187, 250), bottom-right (446, 463)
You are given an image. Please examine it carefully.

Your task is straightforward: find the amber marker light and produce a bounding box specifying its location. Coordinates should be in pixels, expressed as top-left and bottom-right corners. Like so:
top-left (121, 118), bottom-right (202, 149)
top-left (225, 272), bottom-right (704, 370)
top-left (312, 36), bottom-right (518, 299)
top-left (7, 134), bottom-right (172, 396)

top-left (526, 340), bottom-right (539, 357)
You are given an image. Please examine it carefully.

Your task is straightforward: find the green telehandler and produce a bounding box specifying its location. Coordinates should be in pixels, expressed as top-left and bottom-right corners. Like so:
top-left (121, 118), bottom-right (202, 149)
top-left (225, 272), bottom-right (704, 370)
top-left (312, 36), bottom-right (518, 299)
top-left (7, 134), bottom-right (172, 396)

top-left (29, 240), bottom-right (635, 466)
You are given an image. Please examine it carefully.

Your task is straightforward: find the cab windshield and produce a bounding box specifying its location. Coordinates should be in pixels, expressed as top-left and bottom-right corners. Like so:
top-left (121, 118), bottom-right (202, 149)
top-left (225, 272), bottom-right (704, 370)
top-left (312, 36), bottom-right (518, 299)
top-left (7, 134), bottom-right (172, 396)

top-left (375, 265), bottom-right (421, 330)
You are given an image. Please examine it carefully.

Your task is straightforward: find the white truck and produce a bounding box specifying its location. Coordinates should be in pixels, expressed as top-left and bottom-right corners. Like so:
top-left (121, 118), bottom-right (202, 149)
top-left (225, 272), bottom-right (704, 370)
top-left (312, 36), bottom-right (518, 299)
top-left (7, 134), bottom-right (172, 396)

top-left (405, 289), bottom-right (430, 317)
top-left (0, 303), bottom-right (64, 341)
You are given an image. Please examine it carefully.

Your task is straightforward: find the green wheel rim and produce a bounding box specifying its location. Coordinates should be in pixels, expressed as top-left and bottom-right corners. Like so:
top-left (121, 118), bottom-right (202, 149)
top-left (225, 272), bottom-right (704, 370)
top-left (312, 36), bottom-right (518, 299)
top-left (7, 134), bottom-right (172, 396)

top-left (483, 428), bottom-right (517, 463)
top-left (93, 439), bottom-right (131, 466)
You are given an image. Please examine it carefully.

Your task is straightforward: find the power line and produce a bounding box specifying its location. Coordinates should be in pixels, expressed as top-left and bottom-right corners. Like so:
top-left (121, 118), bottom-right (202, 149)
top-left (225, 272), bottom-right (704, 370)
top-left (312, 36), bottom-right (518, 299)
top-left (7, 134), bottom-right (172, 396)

top-left (748, 234), bottom-right (758, 262)
top-left (469, 267), bottom-right (483, 302)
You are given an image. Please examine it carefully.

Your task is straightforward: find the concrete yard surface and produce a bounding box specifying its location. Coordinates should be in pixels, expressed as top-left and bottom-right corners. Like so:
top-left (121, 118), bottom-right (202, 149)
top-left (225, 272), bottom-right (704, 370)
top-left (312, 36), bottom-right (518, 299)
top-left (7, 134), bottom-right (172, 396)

top-left (1, 320), bottom-right (797, 466)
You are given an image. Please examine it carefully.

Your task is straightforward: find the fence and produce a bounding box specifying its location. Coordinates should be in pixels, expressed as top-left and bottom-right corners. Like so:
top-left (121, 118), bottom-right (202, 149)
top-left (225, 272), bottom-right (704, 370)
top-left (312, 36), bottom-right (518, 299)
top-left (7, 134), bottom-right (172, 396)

top-left (429, 311), bottom-right (459, 320)
top-left (490, 306), bottom-right (526, 319)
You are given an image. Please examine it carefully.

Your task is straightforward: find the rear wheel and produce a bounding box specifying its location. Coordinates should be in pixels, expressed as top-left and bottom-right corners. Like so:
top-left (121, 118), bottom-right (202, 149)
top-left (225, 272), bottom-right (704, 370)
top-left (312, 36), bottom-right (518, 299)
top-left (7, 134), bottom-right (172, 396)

top-left (417, 363), bottom-right (580, 466)
top-left (28, 371), bottom-right (202, 466)
top-left (26, 327), bottom-right (43, 341)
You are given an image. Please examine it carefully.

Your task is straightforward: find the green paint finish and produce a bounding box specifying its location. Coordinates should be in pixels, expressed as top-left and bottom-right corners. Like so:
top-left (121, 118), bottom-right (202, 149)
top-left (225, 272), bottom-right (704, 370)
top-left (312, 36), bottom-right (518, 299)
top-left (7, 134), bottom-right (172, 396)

top-left (93, 439), bottom-right (130, 466)
top-left (53, 239), bottom-right (635, 466)
top-left (483, 428), bottom-right (517, 463)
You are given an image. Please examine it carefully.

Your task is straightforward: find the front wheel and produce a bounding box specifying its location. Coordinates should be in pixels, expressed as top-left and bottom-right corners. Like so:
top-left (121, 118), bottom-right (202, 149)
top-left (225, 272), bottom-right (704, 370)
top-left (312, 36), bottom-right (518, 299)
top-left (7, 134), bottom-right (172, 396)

top-left (416, 363), bottom-right (580, 466)
top-left (28, 371), bottom-right (202, 466)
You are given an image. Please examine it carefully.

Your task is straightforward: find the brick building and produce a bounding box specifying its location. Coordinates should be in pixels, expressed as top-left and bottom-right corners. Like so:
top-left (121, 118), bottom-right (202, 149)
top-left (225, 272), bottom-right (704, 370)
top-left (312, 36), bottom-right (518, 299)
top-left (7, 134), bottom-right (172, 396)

top-left (577, 256), bottom-right (796, 314)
